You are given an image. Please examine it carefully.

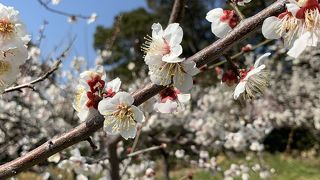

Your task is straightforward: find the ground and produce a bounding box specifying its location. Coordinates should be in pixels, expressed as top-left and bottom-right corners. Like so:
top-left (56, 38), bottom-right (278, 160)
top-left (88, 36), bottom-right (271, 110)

top-left (16, 153), bottom-right (320, 180)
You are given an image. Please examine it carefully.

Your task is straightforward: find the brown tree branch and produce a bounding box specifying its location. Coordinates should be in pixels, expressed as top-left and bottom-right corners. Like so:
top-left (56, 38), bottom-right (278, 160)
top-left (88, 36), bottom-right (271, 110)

top-left (168, 0), bottom-right (185, 24)
top-left (0, 0), bottom-right (286, 178)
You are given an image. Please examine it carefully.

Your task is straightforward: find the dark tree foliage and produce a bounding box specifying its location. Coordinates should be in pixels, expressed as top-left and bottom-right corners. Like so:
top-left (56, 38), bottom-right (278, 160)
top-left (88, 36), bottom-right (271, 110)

top-left (93, 0), bottom-right (273, 84)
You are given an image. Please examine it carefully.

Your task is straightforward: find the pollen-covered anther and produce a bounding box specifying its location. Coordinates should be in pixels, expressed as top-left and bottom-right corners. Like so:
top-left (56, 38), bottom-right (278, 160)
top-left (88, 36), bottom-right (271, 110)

top-left (0, 19), bottom-right (15, 37)
top-left (304, 8), bottom-right (320, 31)
top-left (114, 104), bottom-right (134, 120)
top-left (141, 35), bottom-right (171, 56)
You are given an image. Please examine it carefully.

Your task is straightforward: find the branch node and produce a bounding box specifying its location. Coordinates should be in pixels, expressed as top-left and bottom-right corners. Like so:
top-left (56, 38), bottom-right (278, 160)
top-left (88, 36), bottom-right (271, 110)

top-left (48, 141), bottom-right (54, 149)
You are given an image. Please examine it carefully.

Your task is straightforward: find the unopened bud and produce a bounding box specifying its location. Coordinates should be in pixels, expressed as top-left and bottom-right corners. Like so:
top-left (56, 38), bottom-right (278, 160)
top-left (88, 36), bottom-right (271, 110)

top-left (241, 44), bottom-right (253, 52)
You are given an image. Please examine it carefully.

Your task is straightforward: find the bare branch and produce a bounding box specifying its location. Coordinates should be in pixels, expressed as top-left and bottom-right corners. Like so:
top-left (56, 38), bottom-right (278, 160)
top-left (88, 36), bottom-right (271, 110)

top-left (168, 0), bottom-right (185, 24)
top-left (0, 1), bottom-right (286, 178)
top-left (123, 144), bottom-right (167, 159)
top-left (37, 0), bottom-right (91, 20)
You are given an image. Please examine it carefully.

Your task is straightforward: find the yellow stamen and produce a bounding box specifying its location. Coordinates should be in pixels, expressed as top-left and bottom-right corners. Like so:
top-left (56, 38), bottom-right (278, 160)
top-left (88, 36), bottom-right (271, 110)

top-left (108, 104), bottom-right (136, 132)
top-left (0, 19), bottom-right (15, 38)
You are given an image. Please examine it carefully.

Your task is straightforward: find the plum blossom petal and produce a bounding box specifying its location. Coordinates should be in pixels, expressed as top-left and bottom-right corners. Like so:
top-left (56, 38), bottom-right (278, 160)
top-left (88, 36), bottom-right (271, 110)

top-left (262, 17), bottom-right (282, 39)
top-left (287, 31), bottom-right (311, 58)
top-left (154, 100), bottom-right (178, 114)
top-left (131, 106), bottom-right (145, 123)
top-left (106, 77), bottom-right (121, 93)
top-left (233, 81), bottom-right (246, 99)
top-left (173, 73), bottom-right (193, 93)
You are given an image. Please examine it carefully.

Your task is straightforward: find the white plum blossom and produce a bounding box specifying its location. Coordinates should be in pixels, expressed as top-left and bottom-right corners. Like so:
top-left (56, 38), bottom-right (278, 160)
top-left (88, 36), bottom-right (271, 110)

top-left (224, 131), bottom-right (247, 151)
top-left (143, 23), bottom-right (199, 92)
top-left (145, 168), bottom-right (156, 179)
top-left (98, 92), bottom-right (145, 139)
top-left (0, 3), bottom-right (30, 47)
top-left (175, 149), bottom-right (185, 158)
top-left (28, 46), bottom-right (41, 61)
top-left (206, 8), bottom-right (239, 38)
top-left (249, 141), bottom-right (264, 151)
top-left (286, 0), bottom-right (320, 57)
top-left (233, 53), bottom-right (271, 100)
top-left (154, 87), bottom-right (190, 113)
top-left (71, 56), bottom-right (86, 72)
top-left (142, 23), bottom-right (183, 63)
top-left (51, 0), bottom-right (61, 5)
top-left (262, 0), bottom-right (320, 58)
top-left (87, 13), bottom-right (97, 24)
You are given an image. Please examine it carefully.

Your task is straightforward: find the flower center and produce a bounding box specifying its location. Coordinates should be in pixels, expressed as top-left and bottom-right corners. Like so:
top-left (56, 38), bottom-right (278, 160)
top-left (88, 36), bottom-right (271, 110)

top-left (277, 14), bottom-right (300, 43)
top-left (220, 10), bottom-right (238, 28)
top-left (0, 19), bottom-right (15, 38)
top-left (303, 8), bottom-right (320, 30)
top-left (113, 104), bottom-right (133, 120)
top-left (153, 62), bottom-right (185, 86)
top-left (141, 35), bottom-right (171, 56)
top-left (296, 0), bottom-right (320, 19)
top-left (107, 104), bottom-right (136, 133)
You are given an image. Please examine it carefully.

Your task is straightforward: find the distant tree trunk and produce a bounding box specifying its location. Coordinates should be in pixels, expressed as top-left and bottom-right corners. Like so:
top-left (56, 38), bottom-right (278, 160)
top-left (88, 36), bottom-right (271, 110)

top-left (285, 127), bottom-right (295, 154)
top-left (161, 149), bottom-right (170, 180)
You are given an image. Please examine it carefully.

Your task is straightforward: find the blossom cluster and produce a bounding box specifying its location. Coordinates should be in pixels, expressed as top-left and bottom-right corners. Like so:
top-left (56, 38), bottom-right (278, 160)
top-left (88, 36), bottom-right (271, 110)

top-left (73, 66), bottom-right (145, 139)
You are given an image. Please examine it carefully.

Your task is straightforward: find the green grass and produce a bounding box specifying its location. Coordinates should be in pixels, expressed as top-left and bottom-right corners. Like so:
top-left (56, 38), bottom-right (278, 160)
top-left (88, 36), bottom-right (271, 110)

top-left (16, 153), bottom-right (320, 180)
top-left (156, 153), bottom-right (320, 180)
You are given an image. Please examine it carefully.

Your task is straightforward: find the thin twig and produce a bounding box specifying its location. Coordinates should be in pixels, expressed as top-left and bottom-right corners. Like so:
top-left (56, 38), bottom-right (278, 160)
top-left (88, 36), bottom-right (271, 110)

top-left (229, 1), bottom-right (245, 20)
top-left (123, 144), bottom-right (166, 159)
top-left (168, 0), bottom-right (185, 24)
top-left (208, 39), bottom-right (273, 69)
top-left (37, 0), bottom-right (91, 19)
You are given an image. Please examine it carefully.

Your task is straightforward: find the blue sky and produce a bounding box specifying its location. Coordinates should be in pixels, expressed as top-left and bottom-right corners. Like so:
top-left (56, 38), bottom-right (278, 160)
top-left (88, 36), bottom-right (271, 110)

top-left (2, 0), bottom-right (147, 68)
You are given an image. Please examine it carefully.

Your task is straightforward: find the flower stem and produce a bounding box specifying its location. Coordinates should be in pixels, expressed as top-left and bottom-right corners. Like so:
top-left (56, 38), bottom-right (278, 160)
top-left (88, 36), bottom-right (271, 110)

top-left (229, 1), bottom-right (245, 20)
